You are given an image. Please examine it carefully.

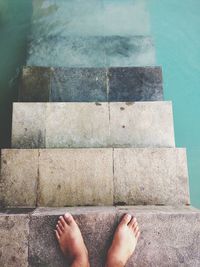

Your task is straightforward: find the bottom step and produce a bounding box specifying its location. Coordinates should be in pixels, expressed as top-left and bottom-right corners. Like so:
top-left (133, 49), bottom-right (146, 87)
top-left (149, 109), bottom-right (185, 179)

top-left (0, 206), bottom-right (200, 267)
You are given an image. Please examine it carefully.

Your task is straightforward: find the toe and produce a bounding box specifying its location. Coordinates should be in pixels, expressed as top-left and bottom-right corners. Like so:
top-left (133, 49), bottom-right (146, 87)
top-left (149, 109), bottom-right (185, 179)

top-left (120, 214), bottom-right (132, 226)
top-left (58, 221), bottom-right (64, 232)
top-left (59, 216), bottom-right (67, 228)
top-left (135, 230), bottom-right (140, 240)
top-left (56, 224), bottom-right (63, 236)
top-left (128, 217), bottom-right (136, 228)
top-left (134, 225), bottom-right (139, 235)
top-left (55, 230), bottom-right (60, 241)
top-left (64, 213), bottom-right (75, 225)
top-left (132, 221), bottom-right (138, 231)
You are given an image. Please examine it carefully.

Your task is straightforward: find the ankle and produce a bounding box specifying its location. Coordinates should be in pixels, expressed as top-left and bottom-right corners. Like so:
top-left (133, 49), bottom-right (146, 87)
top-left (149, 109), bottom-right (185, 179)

top-left (105, 254), bottom-right (124, 267)
top-left (105, 260), bottom-right (124, 267)
top-left (71, 254), bottom-right (90, 267)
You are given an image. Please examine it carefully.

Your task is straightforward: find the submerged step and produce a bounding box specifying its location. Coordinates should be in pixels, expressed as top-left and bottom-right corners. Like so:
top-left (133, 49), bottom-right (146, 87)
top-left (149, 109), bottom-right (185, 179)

top-left (11, 102), bottom-right (175, 148)
top-left (19, 66), bottom-right (163, 102)
top-left (0, 148), bottom-right (189, 207)
top-left (0, 206), bottom-right (200, 267)
top-left (27, 35), bottom-right (155, 68)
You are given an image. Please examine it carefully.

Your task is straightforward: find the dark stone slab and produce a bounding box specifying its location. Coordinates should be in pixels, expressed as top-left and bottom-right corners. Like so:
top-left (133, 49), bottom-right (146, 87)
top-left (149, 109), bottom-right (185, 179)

top-left (29, 207), bottom-right (117, 267)
top-left (19, 66), bottom-right (51, 102)
top-left (108, 67), bottom-right (163, 101)
top-left (19, 66), bottom-right (163, 102)
top-left (51, 68), bottom-right (107, 102)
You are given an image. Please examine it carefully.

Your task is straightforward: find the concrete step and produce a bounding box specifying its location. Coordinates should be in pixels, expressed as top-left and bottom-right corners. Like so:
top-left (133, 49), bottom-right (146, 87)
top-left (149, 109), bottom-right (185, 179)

top-left (0, 206), bottom-right (200, 267)
top-left (19, 66), bottom-right (163, 102)
top-left (11, 102), bottom-right (175, 149)
top-left (27, 35), bottom-right (155, 68)
top-left (0, 148), bottom-right (189, 207)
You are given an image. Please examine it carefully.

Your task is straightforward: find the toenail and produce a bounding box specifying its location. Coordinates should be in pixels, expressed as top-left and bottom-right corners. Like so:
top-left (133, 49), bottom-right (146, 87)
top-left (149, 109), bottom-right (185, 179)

top-left (126, 214), bottom-right (131, 220)
top-left (64, 213), bottom-right (71, 218)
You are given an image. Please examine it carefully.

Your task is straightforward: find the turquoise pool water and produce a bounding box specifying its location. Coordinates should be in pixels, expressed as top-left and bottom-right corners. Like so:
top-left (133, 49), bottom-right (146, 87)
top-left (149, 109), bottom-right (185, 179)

top-left (0, 0), bottom-right (200, 208)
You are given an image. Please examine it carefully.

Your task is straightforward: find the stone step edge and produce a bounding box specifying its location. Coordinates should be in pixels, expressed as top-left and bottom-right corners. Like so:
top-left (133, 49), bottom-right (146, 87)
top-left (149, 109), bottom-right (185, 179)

top-left (0, 147), bottom-right (189, 207)
top-left (0, 205), bottom-right (198, 216)
top-left (1, 206), bottom-right (199, 267)
top-left (12, 101), bottom-right (175, 149)
top-left (22, 65), bottom-right (163, 71)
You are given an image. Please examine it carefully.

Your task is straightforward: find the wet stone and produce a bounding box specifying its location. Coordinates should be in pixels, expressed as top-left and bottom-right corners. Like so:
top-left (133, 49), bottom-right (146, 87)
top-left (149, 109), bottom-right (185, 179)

top-left (27, 35), bottom-right (155, 68)
top-left (104, 36), bottom-right (155, 67)
top-left (19, 66), bottom-right (163, 102)
top-left (0, 212), bottom-right (30, 267)
top-left (45, 36), bottom-right (106, 68)
top-left (108, 67), bottom-right (163, 101)
top-left (19, 66), bottom-right (51, 102)
top-left (51, 67), bottom-right (107, 102)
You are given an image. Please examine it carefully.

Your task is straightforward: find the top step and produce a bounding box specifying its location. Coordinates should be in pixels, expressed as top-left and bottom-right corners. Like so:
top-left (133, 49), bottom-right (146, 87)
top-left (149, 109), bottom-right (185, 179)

top-left (19, 66), bottom-right (163, 102)
top-left (27, 35), bottom-right (156, 68)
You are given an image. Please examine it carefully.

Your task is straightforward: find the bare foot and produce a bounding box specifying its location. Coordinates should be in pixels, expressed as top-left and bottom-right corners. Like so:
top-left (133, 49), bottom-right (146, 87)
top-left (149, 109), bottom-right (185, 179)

top-left (106, 214), bottom-right (140, 267)
top-left (55, 213), bottom-right (90, 267)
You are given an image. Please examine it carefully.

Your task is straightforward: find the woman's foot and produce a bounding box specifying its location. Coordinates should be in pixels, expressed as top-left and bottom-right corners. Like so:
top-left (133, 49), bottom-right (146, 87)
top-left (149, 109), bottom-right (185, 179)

top-left (106, 214), bottom-right (140, 267)
top-left (55, 213), bottom-right (90, 267)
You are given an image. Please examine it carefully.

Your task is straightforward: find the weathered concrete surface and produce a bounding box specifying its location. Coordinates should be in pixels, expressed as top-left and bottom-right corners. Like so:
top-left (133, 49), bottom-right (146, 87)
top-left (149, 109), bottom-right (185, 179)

top-left (114, 148), bottom-right (190, 205)
top-left (38, 149), bottom-right (113, 206)
top-left (0, 211), bottom-right (30, 267)
top-left (0, 148), bottom-right (189, 207)
top-left (51, 67), bottom-right (107, 102)
top-left (19, 66), bottom-right (51, 102)
top-left (109, 101), bottom-right (175, 147)
top-left (45, 103), bottom-right (110, 148)
top-left (118, 206), bottom-right (200, 267)
top-left (28, 206), bottom-right (200, 267)
top-left (12, 103), bottom-right (46, 148)
top-left (12, 102), bottom-right (174, 148)
top-left (29, 207), bottom-right (117, 267)
top-left (19, 66), bottom-right (163, 102)
top-left (108, 67), bottom-right (163, 101)
top-left (0, 149), bottom-right (38, 207)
